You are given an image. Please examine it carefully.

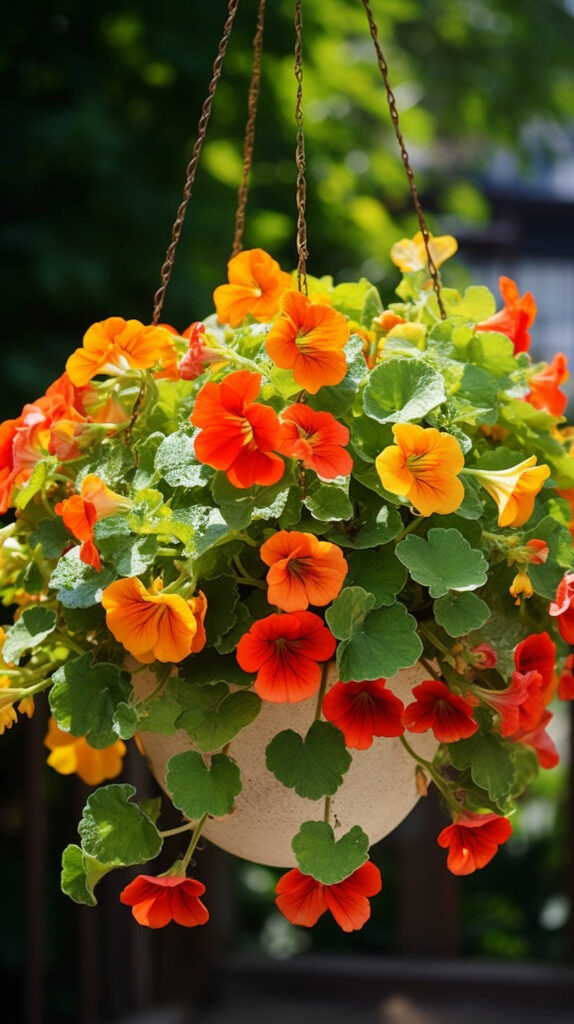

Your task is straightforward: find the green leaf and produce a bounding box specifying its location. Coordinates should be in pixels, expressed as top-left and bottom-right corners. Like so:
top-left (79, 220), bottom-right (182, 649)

top-left (266, 721), bottom-right (352, 800)
top-left (433, 591), bottom-right (491, 637)
top-left (61, 844), bottom-right (115, 906)
top-left (333, 504), bottom-right (403, 549)
top-left (112, 702), bottom-right (140, 740)
top-left (2, 606), bottom-right (56, 663)
top-left (325, 586), bottom-right (376, 640)
top-left (214, 602), bottom-right (254, 655)
top-left (49, 548), bottom-right (115, 608)
top-left (171, 506), bottom-right (234, 557)
top-left (292, 821), bottom-right (369, 884)
top-left (200, 575), bottom-right (239, 645)
top-left (166, 751), bottom-right (242, 818)
top-left (132, 689), bottom-right (181, 735)
top-left (171, 679), bottom-right (261, 752)
top-left (350, 415), bottom-right (394, 462)
top-left (94, 517), bottom-right (159, 575)
top-left (396, 528), bottom-right (488, 597)
top-left (524, 516), bottom-right (574, 599)
top-left (303, 479), bottom-right (353, 521)
top-left (50, 654), bottom-right (132, 747)
top-left (77, 784), bottom-right (163, 865)
top-left (336, 602), bottom-right (423, 681)
top-left (467, 333), bottom-right (517, 377)
top-left (155, 428), bottom-right (213, 487)
top-left (362, 357), bottom-right (445, 424)
top-left (15, 460), bottom-right (49, 509)
top-left (345, 548), bottom-right (408, 607)
top-left (178, 649), bottom-right (255, 687)
top-left (449, 732), bottom-right (516, 802)
top-left (29, 517), bottom-right (71, 558)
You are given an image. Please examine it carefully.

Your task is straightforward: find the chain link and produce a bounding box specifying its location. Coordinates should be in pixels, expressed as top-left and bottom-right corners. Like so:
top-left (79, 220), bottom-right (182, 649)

top-left (230, 0), bottom-right (267, 259)
top-left (294, 0), bottom-right (309, 295)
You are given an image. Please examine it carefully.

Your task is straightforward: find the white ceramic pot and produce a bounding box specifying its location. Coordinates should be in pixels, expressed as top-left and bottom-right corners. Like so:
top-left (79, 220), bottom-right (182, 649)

top-left (132, 661), bottom-right (437, 868)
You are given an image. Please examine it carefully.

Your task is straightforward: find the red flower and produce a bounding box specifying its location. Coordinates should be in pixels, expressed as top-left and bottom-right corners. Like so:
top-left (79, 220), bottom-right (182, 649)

top-left (402, 679), bottom-right (478, 743)
top-left (119, 874), bottom-right (209, 928)
top-left (437, 812), bottom-right (513, 875)
top-left (510, 710), bottom-right (560, 770)
top-left (549, 572), bottom-right (574, 644)
top-left (469, 643), bottom-right (497, 670)
top-left (235, 611), bottom-right (336, 703)
top-left (477, 669), bottom-right (545, 738)
top-left (476, 276), bottom-right (537, 354)
top-left (275, 861), bottom-right (382, 932)
top-left (278, 404), bottom-right (353, 479)
top-left (526, 353), bottom-right (569, 417)
top-left (190, 370), bottom-right (285, 489)
top-left (322, 679), bottom-right (405, 749)
top-left (513, 631), bottom-right (556, 701)
top-left (558, 654), bottom-right (574, 701)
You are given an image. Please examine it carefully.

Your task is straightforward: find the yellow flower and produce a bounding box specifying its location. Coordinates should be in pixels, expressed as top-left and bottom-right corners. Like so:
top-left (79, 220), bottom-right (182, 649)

top-left (464, 457), bottom-right (551, 528)
top-left (390, 231), bottom-right (458, 273)
top-left (375, 422), bottom-right (465, 516)
top-left (509, 569), bottom-right (534, 606)
top-left (101, 577), bottom-right (208, 664)
top-left (44, 717), bottom-right (126, 785)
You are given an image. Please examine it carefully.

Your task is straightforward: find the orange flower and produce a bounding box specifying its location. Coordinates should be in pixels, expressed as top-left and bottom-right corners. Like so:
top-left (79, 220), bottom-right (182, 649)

top-left (526, 352), bottom-right (569, 417)
top-left (275, 861), bottom-right (382, 932)
top-left (558, 654), bottom-right (574, 701)
top-left (190, 370), bottom-right (285, 489)
top-left (437, 812), bottom-right (513, 875)
top-left (213, 248), bottom-right (293, 327)
top-left (464, 456), bottom-right (550, 527)
top-left (120, 874), bottom-right (209, 929)
top-left (101, 578), bottom-right (207, 663)
top-left (476, 276), bottom-right (537, 354)
top-left (402, 679), bottom-right (478, 743)
top-left (390, 231), bottom-right (458, 273)
top-left (55, 475), bottom-right (133, 571)
top-left (235, 611), bottom-right (336, 703)
top-left (44, 716), bottom-right (126, 785)
top-left (265, 290), bottom-right (349, 394)
top-left (322, 678), bottom-right (405, 749)
top-left (278, 404), bottom-right (353, 479)
top-left (66, 317), bottom-right (179, 387)
top-left (375, 422), bottom-right (465, 516)
top-left (259, 530), bottom-right (348, 612)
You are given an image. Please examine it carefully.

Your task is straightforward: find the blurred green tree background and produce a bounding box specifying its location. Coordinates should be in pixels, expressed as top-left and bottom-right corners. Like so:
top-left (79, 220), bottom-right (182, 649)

top-left (1, 0), bottom-right (573, 996)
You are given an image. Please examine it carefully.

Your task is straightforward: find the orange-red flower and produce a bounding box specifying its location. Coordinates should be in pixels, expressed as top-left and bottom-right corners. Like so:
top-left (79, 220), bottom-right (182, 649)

top-left (44, 717), bottom-right (126, 785)
top-left (190, 370), bottom-right (285, 489)
top-left (265, 290), bottom-right (350, 394)
top-left (509, 710), bottom-right (560, 770)
top-left (464, 456), bottom-right (550, 527)
top-left (476, 276), bottom-right (537, 354)
top-left (437, 812), bottom-right (513, 875)
top-left (526, 353), bottom-right (569, 417)
top-left (476, 670), bottom-right (545, 738)
top-left (213, 248), bottom-right (293, 327)
top-left (101, 578), bottom-right (207, 664)
top-left (375, 423), bottom-right (465, 516)
top-left (235, 611), bottom-right (336, 703)
top-left (259, 530), bottom-right (348, 612)
top-left (558, 654), bottom-right (574, 701)
top-left (513, 632), bottom-right (556, 699)
top-left (322, 678), bottom-right (405, 749)
top-left (275, 861), bottom-right (382, 932)
top-left (55, 475), bottom-right (133, 571)
top-left (120, 874), bottom-right (209, 929)
top-left (66, 317), bottom-right (179, 386)
top-left (549, 572), bottom-right (574, 644)
top-left (278, 404), bottom-right (353, 479)
top-left (402, 679), bottom-right (478, 743)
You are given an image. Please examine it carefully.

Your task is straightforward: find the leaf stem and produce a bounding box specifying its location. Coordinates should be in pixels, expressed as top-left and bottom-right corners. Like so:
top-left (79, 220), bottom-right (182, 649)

top-left (314, 659), bottom-right (332, 721)
top-left (181, 813), bottom-right (209, 871)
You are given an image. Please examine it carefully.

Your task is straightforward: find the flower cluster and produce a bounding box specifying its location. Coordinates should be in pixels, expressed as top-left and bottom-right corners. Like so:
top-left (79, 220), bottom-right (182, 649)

top-left (0, 239), bottom-right (573, 933)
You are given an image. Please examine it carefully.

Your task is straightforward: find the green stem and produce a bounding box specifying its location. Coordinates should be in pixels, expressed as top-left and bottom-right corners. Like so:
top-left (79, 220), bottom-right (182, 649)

top-left (419, 621), bottom-right (451, 657)
top-left (394, 515), bottom-right (425, 543)
top-left (181, 814), bottom-right (209, 872)
top-left (234, 575), bottom-right (266, 589)
top-left (399, 734), bottom-right (460, 815)
top-left (314, 659), bottom-right (332, 721)
top-left (159, 822), bottom-right (196, 840)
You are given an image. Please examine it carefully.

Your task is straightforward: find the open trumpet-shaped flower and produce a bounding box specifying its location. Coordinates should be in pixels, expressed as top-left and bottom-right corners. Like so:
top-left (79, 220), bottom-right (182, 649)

top-left (213, 248), bottom-right (293, 327)
top-left (101, 578), bottom-right (207, 663)
top-left (190, 370), bottom-right (285, 488)
top-left (235, 611), bottom-right (336, 702)
top-left (55, 474), bottom-right (133, 571)
top-left (278, 404), bottom-right (353, 479)
top-left (526, 353), bottom-right (569, 417)
top-left (66, 317), bottom-right (178, 386)
top-left (464, 456), bottom-right (550, 527)
top-left (120, 874), bottom-right (209, 929)
top-left (375, 422), bottom-right (464, 516)
top-left (476, 276), bottom-right (537, 355)
top-left (437, 812), bottom-right (513, 875)
top-left (265, 290), bottom-right (349, 394)
top-left (322, 678), bottom-right (405, 749)
top-left (402, 679), bottom-right (478, 743)
top-left (275, 861), bottom-right (382, 932)
top-left (259, 530), bottom-right (348, 612)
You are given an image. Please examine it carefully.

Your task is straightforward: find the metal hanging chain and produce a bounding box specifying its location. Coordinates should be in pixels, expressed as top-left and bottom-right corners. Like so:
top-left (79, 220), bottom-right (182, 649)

top-left (294, 0), bottom-right (309, 295)
top-left (230, 0), bottom-right (267, 259)
top-left (361, 0), bottom-right (446, 319)
top-left (151, 0), bottom-right (240, 325)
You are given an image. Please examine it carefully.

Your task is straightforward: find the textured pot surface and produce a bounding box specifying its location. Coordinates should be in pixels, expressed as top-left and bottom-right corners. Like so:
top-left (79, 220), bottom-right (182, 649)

top-left (133, 661), bottom-right (438, 868)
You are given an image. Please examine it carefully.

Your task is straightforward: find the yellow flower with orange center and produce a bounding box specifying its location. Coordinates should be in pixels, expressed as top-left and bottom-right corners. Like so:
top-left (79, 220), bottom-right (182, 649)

top-left (44, 717), bottom-right (126, 785)
top-left (101, 578), bottom-right (207, 664)
top-left (375, 422), bottom-right (465, 516)
top-left (66, 317), bottom-right (179, 387)
top-left (390, 231), bottom-right (458, 273)
top-left (464, 457), bottom-right (551, 527)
